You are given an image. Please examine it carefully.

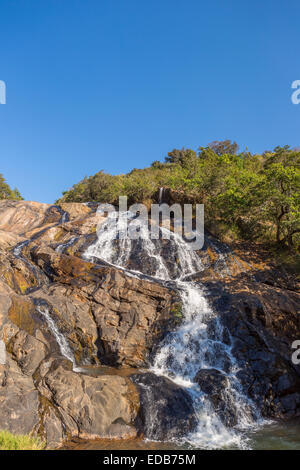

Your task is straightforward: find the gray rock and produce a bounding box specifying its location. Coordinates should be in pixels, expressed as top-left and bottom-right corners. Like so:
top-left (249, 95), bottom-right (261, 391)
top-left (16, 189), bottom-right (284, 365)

top-left (0, 357), bottom-right (40, 435)
top-left (132, 372), bottom-right (197, 440)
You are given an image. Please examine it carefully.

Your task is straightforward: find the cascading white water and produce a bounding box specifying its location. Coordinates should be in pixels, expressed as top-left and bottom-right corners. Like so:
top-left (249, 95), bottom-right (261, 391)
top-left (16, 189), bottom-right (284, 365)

top-left (84, 209), bottom-right (261, 449)
top-left (13, 240), bottom-right (29, 257)
top-left (55, 236), bottom-right (78, 254)
top-left (84, 211), bottom-right (170, 279)
top-left (37, 305), bottom-right (81, 373)
top-left (151, 282), bottom-right (259, 448)
top-left (60, 211), bottom-right (69, 224)
top-left (160, 226), bottom-right (203, 279)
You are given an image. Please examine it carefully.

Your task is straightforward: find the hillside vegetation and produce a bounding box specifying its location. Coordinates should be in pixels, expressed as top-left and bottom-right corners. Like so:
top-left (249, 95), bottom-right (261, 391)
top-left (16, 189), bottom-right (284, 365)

top-left (57, 142), bottom-right (299, 253)
top-left (0, 173), bottom-right (23, 200)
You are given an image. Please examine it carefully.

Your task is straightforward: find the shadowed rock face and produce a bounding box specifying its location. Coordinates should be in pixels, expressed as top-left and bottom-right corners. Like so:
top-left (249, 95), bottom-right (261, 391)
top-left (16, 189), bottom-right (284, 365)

top-left (132, 372), bottom-right (197, 440)
top-left (0, 201), bottom-right (299, 448)
top-left (194, 369), bottom-right (238, 427)
top-left (0, 354), bottom-right (139, 448)
top-left (0, 357), bottom-right (40, 436)
top-left (205, 273), bottom-right (300, 419)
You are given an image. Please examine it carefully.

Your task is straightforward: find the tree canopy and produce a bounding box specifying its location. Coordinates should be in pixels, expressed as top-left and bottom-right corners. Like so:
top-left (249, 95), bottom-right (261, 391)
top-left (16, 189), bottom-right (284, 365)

top-left (57, 141), bottom-right (300, 251)
top-left (0, 174), bottom-right (23, 200)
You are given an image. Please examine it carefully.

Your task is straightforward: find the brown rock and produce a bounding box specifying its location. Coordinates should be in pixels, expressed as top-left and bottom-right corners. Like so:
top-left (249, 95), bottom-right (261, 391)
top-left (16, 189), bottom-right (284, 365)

top-left (35, 358), bottom-right (139, 446)
top-left (0, 200), bottom-right (53, 235)
top-left (30, 246), bottom-right (179, 367)
top-left (0, 356), bottom-right (40, 435)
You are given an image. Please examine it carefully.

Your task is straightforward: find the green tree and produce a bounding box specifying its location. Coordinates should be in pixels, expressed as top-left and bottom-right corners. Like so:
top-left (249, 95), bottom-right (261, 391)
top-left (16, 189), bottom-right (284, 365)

top-left (57, 144), bottom-right (299, 253)
top-left (0, 174), bottom-right (23, 200)
top-left (165, 147), bottom-right (196, 165)
top-left (208, 140), bottom-right (239, 156)
top-left (258, 148), bottom-right (300, 247)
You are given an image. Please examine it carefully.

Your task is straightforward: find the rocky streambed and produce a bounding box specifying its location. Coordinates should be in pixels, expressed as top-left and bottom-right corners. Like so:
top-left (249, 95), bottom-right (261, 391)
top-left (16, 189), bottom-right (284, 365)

top-left (0, 200), bottom-right (299, 449)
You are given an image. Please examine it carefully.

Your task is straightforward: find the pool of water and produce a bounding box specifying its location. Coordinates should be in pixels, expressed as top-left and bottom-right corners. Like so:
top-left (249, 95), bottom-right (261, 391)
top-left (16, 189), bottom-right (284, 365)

top-left (62, 419), bottom-right (300, 450)
top-left (247, 420), bottom-right (300, 450)
top-left (67, 366), bottom-right (300, 450)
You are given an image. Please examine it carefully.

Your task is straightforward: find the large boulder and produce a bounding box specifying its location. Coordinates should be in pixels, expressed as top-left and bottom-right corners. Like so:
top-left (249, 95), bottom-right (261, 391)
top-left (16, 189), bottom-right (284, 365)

top-left (34, 357), bottom-right (139, 447)
top-left (132, 372), bottom-right (197, 440)
top-left (0, 356), bottom-right (40, 436)
top-left (0, 353), bottom-right (140, 448)
top-left (194, 368), bottom-right (238, 426)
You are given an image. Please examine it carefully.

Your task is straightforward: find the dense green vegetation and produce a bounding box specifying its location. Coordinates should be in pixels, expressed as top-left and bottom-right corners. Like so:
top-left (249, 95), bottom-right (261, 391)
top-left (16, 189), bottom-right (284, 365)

top-left (0, 430), bottom-right (45, 450)
top-left (57, 142), bottom-right (299, 251)
top-left (0, 174), bottom-right (23, 200)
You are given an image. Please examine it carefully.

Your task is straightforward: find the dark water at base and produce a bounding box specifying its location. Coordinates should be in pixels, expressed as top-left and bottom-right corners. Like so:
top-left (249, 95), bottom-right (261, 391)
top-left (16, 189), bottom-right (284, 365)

top-left (62, 420), bottom-right (300, 451)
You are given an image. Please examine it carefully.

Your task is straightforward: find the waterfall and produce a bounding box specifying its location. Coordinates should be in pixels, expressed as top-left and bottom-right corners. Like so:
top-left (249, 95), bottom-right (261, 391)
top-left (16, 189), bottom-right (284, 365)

top-left (13, 240), bottom-right (49, 291)
top-left (60, 211), bottom-right (69, 224)
top-left (13, 240), bottom-right (29, 257)
top-left (84, 211), bottom-right (202, 281)
top-left (158, 187), bottom-right (164, 205)
top-left (151, 282), bottom-right (259, 448)
top-left (56, 236), bottom-right (78, 254)
top-left (84, 210), bottom-right (170, 279)
top-left (37, 305), bottom-right (81, 373)
top-left (84, 210), bottom-right (261, 449)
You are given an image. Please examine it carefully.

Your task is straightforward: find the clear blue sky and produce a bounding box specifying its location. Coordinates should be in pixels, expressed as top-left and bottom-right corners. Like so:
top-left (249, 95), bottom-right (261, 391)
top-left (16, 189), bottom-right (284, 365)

top-left (0, 0), bottom-right (299, 203)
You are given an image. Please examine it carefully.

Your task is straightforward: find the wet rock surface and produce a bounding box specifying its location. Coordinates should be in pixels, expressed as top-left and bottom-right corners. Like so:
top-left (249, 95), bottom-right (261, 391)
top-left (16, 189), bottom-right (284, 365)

top-left (132, 372), bottom-right (197, 440)
top-left (29, 245), bottom-right (179, 367)
top-left (205, 273), bottom-right (300, 419)
top-left (194, 368), bottom-right (238, 426)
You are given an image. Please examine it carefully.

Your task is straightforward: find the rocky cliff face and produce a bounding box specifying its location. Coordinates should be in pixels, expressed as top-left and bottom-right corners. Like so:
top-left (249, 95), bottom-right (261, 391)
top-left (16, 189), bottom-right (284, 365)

top-left (0, 201), bottom-right (181, 447)
top-left (0, 200), bottom-right (299, 448)
top-left (207, 274), bottom-right (300, 418)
